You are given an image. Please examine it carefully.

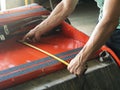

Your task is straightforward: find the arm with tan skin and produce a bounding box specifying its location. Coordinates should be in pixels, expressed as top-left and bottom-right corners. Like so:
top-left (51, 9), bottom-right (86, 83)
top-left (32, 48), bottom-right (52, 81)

top-left (23, 0), bottom-right (78, 42)
top-left (67, 0), bottom-right (120, 75)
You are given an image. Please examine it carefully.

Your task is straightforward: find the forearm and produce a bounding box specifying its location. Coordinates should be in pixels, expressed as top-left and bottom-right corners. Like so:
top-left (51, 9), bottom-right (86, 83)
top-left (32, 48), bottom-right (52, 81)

top-left (36, 0), bottom-right (78, 33)
top-left (79, 19), bottom-right (119, 62)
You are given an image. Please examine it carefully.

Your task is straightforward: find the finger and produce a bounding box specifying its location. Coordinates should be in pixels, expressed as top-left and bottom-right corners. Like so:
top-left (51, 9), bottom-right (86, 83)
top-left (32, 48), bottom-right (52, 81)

top-left (67, 66), bottom-right (73, 74)
top-left (27, 37), bottom-right (33, 42)
top-left (23, 32), bottom-right (31, 41)
top-left (74, 67), bottom-right (83, 76)
top-left (73, 66), bottom-right (80, 75)
top-left (67, 63), bottom-right (74, 72)
top-left (67, 64), bottom-right (71, 70)
top-left (32, 37), bottom-right (37, 43)
top-left (23, 35), bottom-right (31, 42)
top-left (67, 59), bottom-right (74, 70)
top-left (23, 34), bottom-right (29, 41)
top-left (77, 65), bottom-right (88, 76)
top-left (31, 33), bottom-right (40, 42)
top-left (23, 32), bottom-right (35, 42)
top-left (69, 69), bottom-right (74, 74)
top-left (35, 32), bottom-right (41, 42)
top-left (74, 71), bottom-right (80, 76)
top-left (68, 65), bottom-right (76, 74)
top-left (73, 64), bottom-right (83, 76)
top-left (23, 29), bottom-right (33, 40)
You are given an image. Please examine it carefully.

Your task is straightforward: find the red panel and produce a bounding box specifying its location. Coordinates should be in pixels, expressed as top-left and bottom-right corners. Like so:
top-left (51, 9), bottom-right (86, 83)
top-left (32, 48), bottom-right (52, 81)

top-left (0, 21), bottom-right (89, 89)
top-left (0, 32), bottom-right (85, 70)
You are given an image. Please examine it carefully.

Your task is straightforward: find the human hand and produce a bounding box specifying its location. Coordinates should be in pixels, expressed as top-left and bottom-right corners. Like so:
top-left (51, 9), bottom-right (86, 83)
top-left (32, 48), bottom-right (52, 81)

top-left (23, 26), bottom-right (44, 42)
top-left (67, 53), bottom-right (87, 76)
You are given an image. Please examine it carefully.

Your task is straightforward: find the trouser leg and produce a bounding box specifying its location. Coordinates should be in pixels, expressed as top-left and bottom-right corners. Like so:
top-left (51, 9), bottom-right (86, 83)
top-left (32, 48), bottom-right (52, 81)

top-left (106, 29), bottom-right (120, 58)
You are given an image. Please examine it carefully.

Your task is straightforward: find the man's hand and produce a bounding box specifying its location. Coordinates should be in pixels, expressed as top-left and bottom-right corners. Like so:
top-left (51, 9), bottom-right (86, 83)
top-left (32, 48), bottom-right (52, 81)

top-left (67, 53), bottom-right (87, 76)
top-left (23, 26), bottom-right (44, 42)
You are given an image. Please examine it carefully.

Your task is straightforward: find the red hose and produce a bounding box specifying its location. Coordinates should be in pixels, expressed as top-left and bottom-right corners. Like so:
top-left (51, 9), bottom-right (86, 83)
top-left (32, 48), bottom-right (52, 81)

top-left (101, 45), bottom-right (120, 66)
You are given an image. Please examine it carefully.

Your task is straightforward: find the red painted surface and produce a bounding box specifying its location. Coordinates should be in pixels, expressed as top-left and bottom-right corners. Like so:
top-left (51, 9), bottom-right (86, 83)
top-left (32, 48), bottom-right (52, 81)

top-left (0, 28), bottom-right (86, 71)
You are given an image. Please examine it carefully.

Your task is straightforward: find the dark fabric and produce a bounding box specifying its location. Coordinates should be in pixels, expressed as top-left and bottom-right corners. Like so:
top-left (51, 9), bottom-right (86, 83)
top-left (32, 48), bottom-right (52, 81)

top-left (106, 29), bottom-right (120, 58)
top-left (0, 16), bottom-right (45, 42)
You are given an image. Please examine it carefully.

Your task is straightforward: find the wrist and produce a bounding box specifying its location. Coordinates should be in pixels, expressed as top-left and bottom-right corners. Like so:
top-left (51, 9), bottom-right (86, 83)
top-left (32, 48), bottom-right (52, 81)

top-left (79, 51), bottom-right (88, 61)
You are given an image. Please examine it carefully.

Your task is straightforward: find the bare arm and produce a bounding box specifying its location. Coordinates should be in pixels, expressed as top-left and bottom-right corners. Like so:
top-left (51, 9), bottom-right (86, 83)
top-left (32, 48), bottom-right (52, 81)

top-left (82, 0), bottom-right (120, 60)
top-left (23, 0), bottom-right (78, 42)
top-left (40, 0), bottom-right (78, 31)
top-left (68, 0), bottom-right (120, 75)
